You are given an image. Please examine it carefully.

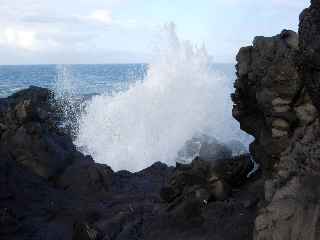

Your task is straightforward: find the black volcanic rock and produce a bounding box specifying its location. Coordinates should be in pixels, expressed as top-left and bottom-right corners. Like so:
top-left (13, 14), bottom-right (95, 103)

top-left (299, 0), bottom-right (320, 113)
top-left (0, 87), bottom-right (262, 240)
top-left (154, 154), bottom-right (261, 240)
top-left (162, 154), bottom-right (255, 206)
top-left (57, 160), bottom-right (114, 198)
top-left (0, 142), bottom-right (174, 240)
top-left (0, 86), bottom-right (87, 179)
top-left (149, 157), bottom-right (262, 240)
top-left (0, 150), bottom-right (83, 240)
top-left (232, 29), bottom-right (302, 173)
top-left (232, 1), bottom-right (320, 239)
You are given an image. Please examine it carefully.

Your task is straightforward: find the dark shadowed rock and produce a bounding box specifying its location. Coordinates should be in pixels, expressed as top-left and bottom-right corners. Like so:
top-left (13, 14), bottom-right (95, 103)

top-left (161, 155), bottom-right (255, 212)
top-left (299, 0), bottom-right (320, 113)
top-left (57, 161), bottom-right (114, 198)
top-left (0, 86), bottom-right (87, 179)
top-left (0, 86), bottom-right (263, 239)
top-left (232, 29), bottom-right (302, 173)
top-left (0, 140), bottom-right (174, 240)
top-left (0, 150), bottom-right (82, 240)
top-left (72, 222), bottom-right (100, 240)
top-left (152, 155), bottom-right (262, 240)
top-left (232, 1), bottom-right (320, 239)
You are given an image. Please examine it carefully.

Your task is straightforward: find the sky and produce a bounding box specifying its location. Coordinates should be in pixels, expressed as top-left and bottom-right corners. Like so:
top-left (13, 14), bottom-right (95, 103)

top-left (0, 0), bottom-right (310, 64)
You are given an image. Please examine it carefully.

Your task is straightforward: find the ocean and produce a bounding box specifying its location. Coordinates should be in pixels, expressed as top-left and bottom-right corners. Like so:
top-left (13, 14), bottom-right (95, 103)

top-left (0, 63), bottom-right (234, 98)
top-left (0, 64), bottom-right (148, 98)
top-left (0, 62), bottom-right (251, 172)
top-left (0, 25), bottom-right (253, 172)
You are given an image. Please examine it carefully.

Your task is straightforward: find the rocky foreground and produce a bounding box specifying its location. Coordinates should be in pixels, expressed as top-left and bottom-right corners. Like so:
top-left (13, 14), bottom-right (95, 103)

top-left (2, 1), bottom-right (320, 239)
top-left (0, 86), bottom-right (261, 240)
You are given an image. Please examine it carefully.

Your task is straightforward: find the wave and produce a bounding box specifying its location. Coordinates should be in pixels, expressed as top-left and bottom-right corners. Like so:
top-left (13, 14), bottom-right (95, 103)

top-left (74, 23), bottom-right (250, 172)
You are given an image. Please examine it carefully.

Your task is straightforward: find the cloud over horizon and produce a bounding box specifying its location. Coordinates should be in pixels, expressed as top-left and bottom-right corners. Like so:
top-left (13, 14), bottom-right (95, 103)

top-left (0, 0), bottom-right (310, 64)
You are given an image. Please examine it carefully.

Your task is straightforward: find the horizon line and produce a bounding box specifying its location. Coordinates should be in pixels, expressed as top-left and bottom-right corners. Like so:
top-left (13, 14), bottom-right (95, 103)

top-left (0, 62), bottom-right (235, 66)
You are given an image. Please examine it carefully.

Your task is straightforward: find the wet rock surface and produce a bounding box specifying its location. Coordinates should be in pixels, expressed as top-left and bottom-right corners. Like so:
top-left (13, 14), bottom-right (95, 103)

top-left (0, 87), bottom-right (262, 239)
top-left (176, 134), bottom-right (235, 164)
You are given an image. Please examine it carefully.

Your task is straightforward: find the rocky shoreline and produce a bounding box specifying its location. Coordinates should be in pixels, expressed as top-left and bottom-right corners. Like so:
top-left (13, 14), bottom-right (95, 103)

top-left (1, 1), bottom-right (320, 239)
top-left (0, 86), bottom-right (261, 239)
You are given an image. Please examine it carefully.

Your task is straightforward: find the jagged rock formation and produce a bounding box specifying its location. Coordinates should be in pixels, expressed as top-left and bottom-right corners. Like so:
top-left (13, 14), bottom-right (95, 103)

top-left (232, 1), bottom-right (320, 239)
top-left (0, 86), bottom-right (87, 179)
top-left (162, 155), bottom-right (254, 205)
top-left (3, 1), bottom-right (320, 239)
top-left (152, 155), bottom-right (262, 240)
top-left (299, 0), bottom-right (320, 112)
top-left (232, 29), bottom-right (303, 173)
top-left (0, 87), bottom-right (171, 240)
top-left (0, 87), bottom-right (261, 240)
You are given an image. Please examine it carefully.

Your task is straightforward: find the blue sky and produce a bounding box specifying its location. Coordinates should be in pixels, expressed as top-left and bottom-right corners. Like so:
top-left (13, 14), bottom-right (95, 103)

top-left (0, 0), bottom-right (310, 64)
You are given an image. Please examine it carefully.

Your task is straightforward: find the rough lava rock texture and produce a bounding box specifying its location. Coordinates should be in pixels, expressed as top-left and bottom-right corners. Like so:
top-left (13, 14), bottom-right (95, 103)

top-left (150, 155), bottom-right (262, 240)
top-left (232, 29), bottom-right (302, 173)
top-left (0, 86), bottom-right (262, 239)
top-left (232, 1), bottom-right (320, 239)
top-left (0, 86), bottom-right (87, 179)
top-left (299, 0), bottom-right (320, 113)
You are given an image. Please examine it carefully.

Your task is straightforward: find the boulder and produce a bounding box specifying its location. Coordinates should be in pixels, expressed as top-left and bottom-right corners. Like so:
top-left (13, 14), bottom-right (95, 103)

top-left (155, 155), bottom-right (261, 240)
top-left (176, 134), bottom-right (232, 163)
top-left (162, 154), bottom-right (254, 206)
top-left (57, 161), bottom-right (113, 198)
top-left (0, 86), bottom-right (87, 179)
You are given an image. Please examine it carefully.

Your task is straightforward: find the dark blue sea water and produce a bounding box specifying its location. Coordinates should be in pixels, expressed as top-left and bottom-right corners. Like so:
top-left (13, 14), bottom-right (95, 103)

top-left (0, 64), bottom-right (234, 98)
top-left (0, 64), bottom-right (148, 97)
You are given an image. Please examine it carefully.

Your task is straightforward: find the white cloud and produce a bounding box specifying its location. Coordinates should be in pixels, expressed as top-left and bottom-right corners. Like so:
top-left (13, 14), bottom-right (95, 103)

top-left (0, 27), bottom-right (37, 50)
top-left (0, 0), bottom-right (309, 64)
top-left (0, 0), bottom-right (156, 63)
top-left (87, 9), bottom-right (113, 25)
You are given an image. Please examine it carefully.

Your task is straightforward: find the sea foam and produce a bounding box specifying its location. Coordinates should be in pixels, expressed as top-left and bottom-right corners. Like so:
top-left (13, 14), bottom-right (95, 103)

top-left (75, 23), bottom-right (247, 172)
